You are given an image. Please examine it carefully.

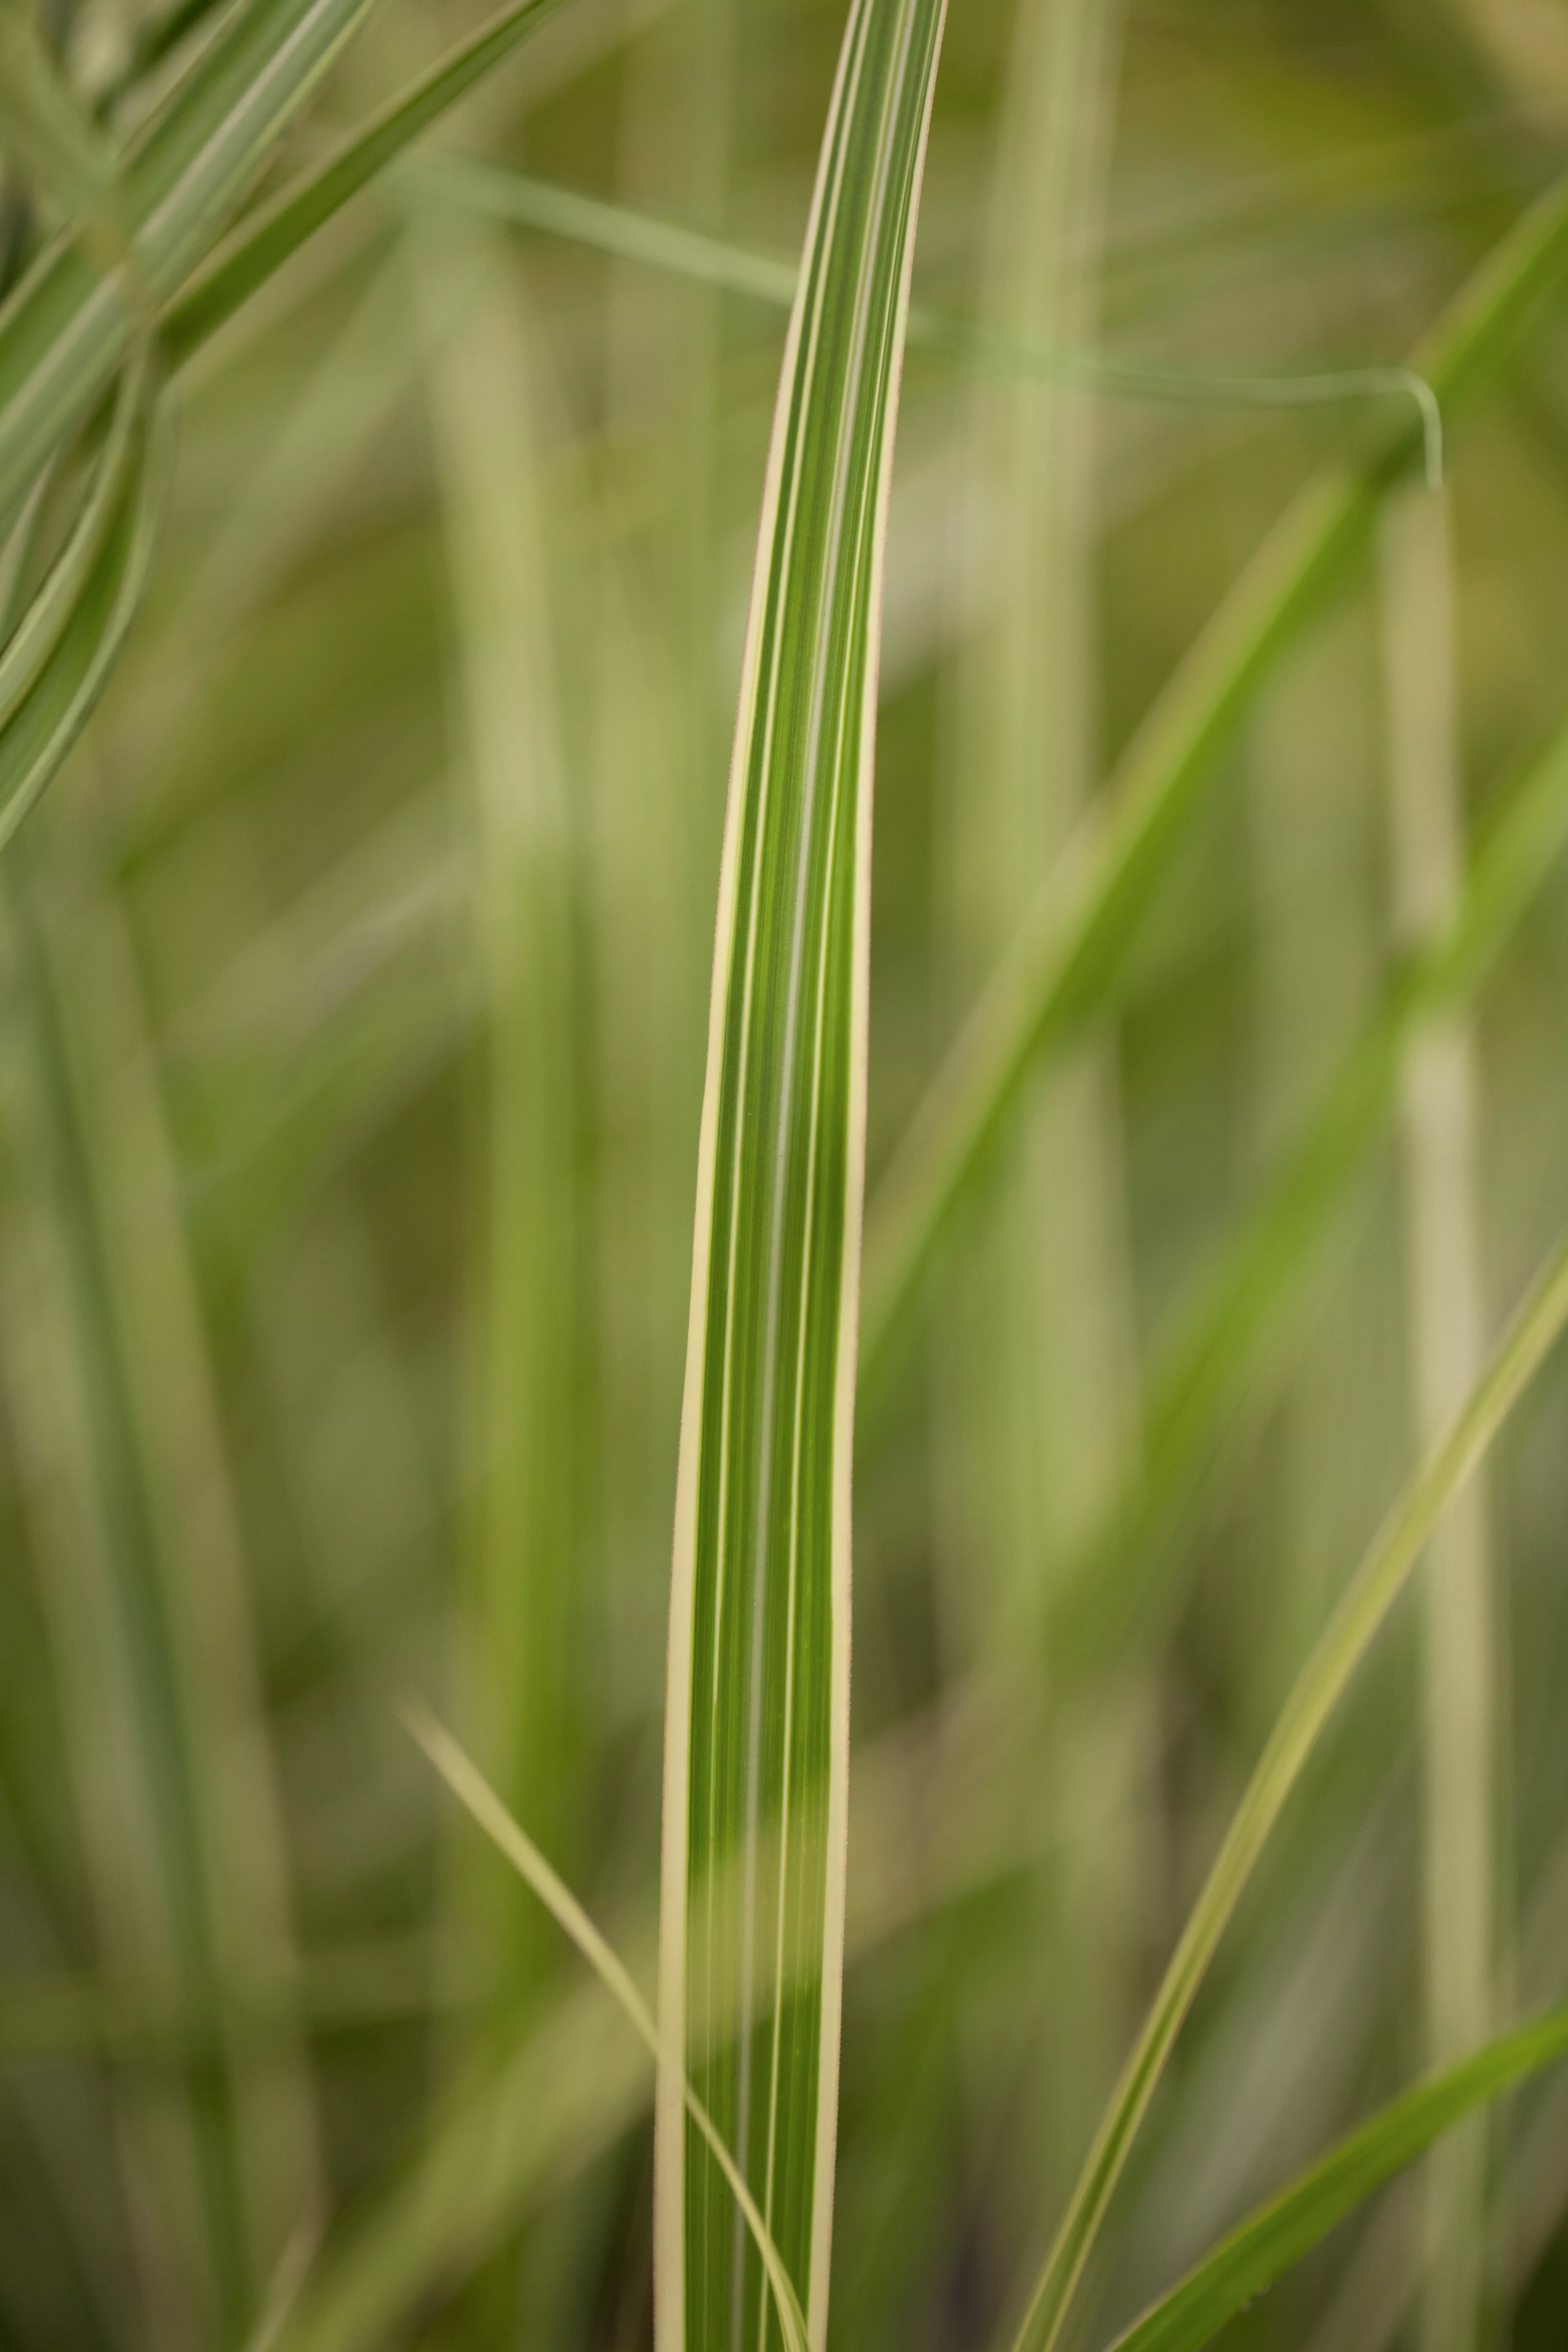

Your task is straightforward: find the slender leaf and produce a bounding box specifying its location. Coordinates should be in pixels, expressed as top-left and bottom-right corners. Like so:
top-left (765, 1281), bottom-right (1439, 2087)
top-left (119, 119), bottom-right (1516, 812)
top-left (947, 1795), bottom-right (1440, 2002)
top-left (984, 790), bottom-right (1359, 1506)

top-left (263, 1680), bottom-right (1046, 2352)
top-left (654, 5), bottom-right (946, 2347)
top-left (0, 347), bottom-right (150, 732)
top-left (4, 851), bottom-right (309, 2339)
top-left (414, 215), bottom-right (583, 2050)
top-left (0, 0), bottom-right (389, 515)
top-left (407, 151), bottom-right (1441, 482)
top-left (0, 0), bottom-right (565, 518)
top-left (0, 1), bottom-right (131, 281)
top-left (1055, 703), bottom-right (1568, 1679)
top-left (410, 1710), bottom-right (809, 2352)
top-left (159, 0), bottom-right (568, 366)
top-left (1004, 1217), bottom-right (1568, 2352)
top-left (0, 375), bottom-right (163, 850)
top-left (859, 167), bottom-right (1568, 1390)
top-left (1380, 484), bottom-right (1496, 2352)
top-left (931, 0), bottom-right (1137, 2261)
top-left (1106, 2002), bottom-right (1568, 2352)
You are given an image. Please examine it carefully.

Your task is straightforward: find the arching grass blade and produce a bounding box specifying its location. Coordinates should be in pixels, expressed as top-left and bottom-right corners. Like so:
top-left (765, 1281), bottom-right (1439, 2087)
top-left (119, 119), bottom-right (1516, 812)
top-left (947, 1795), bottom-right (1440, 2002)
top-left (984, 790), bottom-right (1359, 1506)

top-left (1380, 483), bottom-right (1497, 2352)
top-left (410, 1711), bottom-right (809, 2352)
top-left (0, 375), bottom-right (164, 849)
top-left (655, 5), bottom-right (948, 2346)
top-left (0, 0), bottom-right (570, 518)
top-left (1105, 2002), bottom-right (1568, 2352)
top-left (1003, 1218), bottom-right (1568, 2352)
top-left (859, 167), bottom-right (1568, 1393)
top-left (0, 0), bottom-right (387, 513)
top-left (162, 0), bottom-right (567, 368)
top-left (1055, 704), bottom-right (1568, 1679)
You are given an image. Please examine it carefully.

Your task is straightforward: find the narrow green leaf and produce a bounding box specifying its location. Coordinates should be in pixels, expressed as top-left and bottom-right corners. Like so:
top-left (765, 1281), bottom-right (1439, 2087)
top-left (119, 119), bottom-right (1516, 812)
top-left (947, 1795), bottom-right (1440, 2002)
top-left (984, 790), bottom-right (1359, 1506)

top-left (1004, 1218), bottom-right (1568, 2352)
top-left (262, 1684), bottom-right (1041, 2352)
top-left (929, 0), bottom-right (1139, 2257)
top-left (406, 152), bottom-right (1441, 482)
top-left (403, 149), bottom-right (801, 306)
top-left (0, 346), bottom-right (151, 732)
top-left (655, 10), bottom-right (948, 2344)
top-left (1380, 484), bottom-right (1496, 2352)
top-left (0, 1), bottom-right (132, 282)
top-left (159, 0), bottom-right (568, 368)
top-left (413, 216), bottom-right (583, 2034)
top-left (409, 1710), bottom-right (810, 2352)
top-left (1055, 704), bottom-right (1568, 1678)
top-left (0, 374), bottom-right (163, 849)
top-left (3, 852), bottom-right (310, 2339)
top-left (0, 0), bottom-right (389, 512)
top-left (1105, 2002), bottom-right (1568, 2352)
top-left (859, 167), bottom-right (1568, 1392)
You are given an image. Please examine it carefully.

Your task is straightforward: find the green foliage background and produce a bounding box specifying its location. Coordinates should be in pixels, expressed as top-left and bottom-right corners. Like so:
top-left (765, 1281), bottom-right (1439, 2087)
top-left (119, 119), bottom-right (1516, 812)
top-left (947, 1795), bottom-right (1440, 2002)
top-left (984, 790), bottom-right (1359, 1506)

top-left (3, 0), bottom-right (1568, 2347)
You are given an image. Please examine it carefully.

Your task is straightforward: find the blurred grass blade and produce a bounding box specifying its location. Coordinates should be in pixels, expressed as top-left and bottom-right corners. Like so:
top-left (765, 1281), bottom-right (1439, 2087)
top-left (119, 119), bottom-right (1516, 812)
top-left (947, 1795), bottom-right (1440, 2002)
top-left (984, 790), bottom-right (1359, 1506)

top-left (0, 0), bottom-right (392, 515)
top-left (0, 380), bottom-right (163, 849)
top-left (0, 1), bottom-right (133, 283)
top-left (1105, 2002), bottom-right (1568, 2352)
top-left (859, 167), bottom-right (1568, 1390)
top-left (404, 150), bottom-right (800, 304)
top-left (0, 349), bottom-right (151, 733)
top-left (1058, 704), bottom-right (1568, 1678)
top-left (944, 0), bottom-right (1129, 1622)
top-left (160, 0), bottom-right (568, 367)
top-left (1381, 484), bottom-right (1496, 2352)
top-left (932, 0), bottom-right (1137, 2256)
top-left (263, 1685), bottom-right (1042, 2352)
top-left (408, 1709), bottom-right (809, 2352)
top-left (414, 216), bottom-right (581, 2038)
top-left (407, 151), bottom-right (1440, 483)
top-left (1004, 1220), bottom-right (1568, 2352)
top-left (655, 5), bottom-right (947, 2346)
top-left (4, 845), bottom-right (320, 2339)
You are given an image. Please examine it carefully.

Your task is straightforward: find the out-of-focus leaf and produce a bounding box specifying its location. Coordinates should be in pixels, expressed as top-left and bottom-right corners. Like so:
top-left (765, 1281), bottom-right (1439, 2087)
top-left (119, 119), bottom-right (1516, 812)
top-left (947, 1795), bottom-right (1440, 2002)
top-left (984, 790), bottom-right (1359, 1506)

top-left (0, 0), bottom-right (387, 512)
top-left (0, 343), bottom-right (150, 733)
top-left (1057, 703), bottom-right (1568, 1675)
top-left (1003, 1219), bottom-right (1568, 2352)
top-left (0, 0), bottom-right (131, 281)
top-left (0, 366), bottom-right (162, 848)
top-left (858, 167), bottom-right (1568, 1394)
top-left (159, 0), bottom-right (568, 367)
top-left (411, 1711), bottom-right (809, 2352)
top-left (1106, 2002), bottom-right (1568, 2352)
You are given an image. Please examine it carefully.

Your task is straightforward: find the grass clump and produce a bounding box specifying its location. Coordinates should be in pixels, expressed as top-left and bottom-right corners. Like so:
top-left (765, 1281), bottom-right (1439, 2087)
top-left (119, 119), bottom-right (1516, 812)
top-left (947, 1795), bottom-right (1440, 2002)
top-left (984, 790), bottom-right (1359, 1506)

top-left (4, 5), bottom-right (1568, 2352)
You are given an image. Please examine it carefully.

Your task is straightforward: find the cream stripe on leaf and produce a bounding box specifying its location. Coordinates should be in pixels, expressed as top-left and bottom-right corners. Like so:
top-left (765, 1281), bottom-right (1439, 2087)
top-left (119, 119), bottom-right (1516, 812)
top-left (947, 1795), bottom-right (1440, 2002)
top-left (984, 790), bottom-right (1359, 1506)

top-left (653, 5), bottom-right (947, 2350)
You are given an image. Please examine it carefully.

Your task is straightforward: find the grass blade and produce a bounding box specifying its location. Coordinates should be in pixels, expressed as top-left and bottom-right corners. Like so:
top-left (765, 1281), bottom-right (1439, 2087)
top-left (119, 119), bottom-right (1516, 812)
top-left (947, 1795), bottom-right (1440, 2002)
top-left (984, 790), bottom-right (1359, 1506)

top-left (1055, 703), bottom-right (1568, 1678)
top-left (158, 0), bottom-right (568, 369)
top-left (933, 0), bottom-right (1138, 2262)
top-left (262, 1684), bottom-right (1047, 2352)
top-left (0, 0), bottom-right (568, 521)
top-left (4, 842), bottom-right (321, 2342)
top-left (0, 350), bottom-right (151, 733)
top-left (1381, 483), bottom-right (1498, 2352)
top-left (413, 215), bottom-right (591, 2350)
top-left (0, 1), bottom-right (132, 283)
top-left (0, 0), bottom-right (388, 513)
top-left (409, 1710), bottom-right (809, 2352)
top-left (1105, 2003), bottom-right (1568, 2352)
top-left (1003, 1217), bottom-right (1568, 2352)
top-left (405, 151), bottom-right (1439, 482)
top-left (414, 216), bottom-right (581, 2021)
top-left (859, 167), bottom-right (1568, 1391)
top-left (941, 0), bottom-right (1129, 1626)
top-left (654, 3), bottom-right (947, 2345)
top-left (0, 378), bottom-right (164, 849)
